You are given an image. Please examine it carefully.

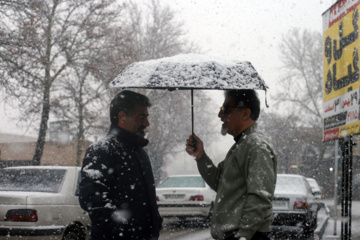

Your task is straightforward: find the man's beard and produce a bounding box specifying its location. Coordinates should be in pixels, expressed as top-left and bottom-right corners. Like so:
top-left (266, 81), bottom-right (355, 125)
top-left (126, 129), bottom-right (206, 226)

top-left (136, 132), bottom-right (145, 138)
top-left (221, 125), bottom-right (228, 136)
top-left (136, 126), bottom-right (146, 138)
top-left (220, 118), bottom-right (228, 136)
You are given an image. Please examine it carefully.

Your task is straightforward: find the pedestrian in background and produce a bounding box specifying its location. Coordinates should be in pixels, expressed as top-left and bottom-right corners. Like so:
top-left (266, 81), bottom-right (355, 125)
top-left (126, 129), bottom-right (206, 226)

top-left (186, 89), bottom-right (277, 240)
top-left (79, 90), bottom-right (162, 240)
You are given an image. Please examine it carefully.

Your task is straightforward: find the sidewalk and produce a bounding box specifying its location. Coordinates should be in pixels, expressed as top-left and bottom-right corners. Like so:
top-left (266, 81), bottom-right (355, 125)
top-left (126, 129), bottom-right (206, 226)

top-left (322, 219), bottom-right (341, 240)
top-left (321, 199), bottom-right (360, 240)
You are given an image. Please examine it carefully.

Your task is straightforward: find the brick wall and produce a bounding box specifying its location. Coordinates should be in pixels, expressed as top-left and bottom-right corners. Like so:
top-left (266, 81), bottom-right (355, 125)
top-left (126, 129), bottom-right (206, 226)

top-left (0, 141), bottom-right (92, 167)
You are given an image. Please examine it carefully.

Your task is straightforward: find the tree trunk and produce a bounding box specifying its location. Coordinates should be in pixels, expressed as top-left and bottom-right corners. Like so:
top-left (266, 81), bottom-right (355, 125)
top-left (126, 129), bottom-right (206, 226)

top-left (32, 5), bottom-right (55, 165)
top-left (32, 84), bottom-right (51, 165)
top-left (76, 112), bottom-right (85, 166)
top-left (75, 133), bottom-right (84, 166)
top-left (76, 82), bottom-right (85, 166)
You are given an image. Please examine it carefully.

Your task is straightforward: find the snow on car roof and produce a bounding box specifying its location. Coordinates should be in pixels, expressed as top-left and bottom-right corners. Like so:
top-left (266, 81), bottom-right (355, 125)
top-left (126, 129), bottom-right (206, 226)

top-left (277, 174), bottom-right (305, 178)
top-left (306, 177), bottom-right (317, 182)
top-left (306, 178), bottom-right (321, 190)
top-left (167, 174), bottom-right (202, 177)
top-left (5, 166), bottom-right (80, 170)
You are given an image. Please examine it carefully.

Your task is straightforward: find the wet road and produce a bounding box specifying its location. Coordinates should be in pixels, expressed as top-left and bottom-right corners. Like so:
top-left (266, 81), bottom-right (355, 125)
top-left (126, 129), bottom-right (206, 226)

top-left (159, 218), bottom-right (212, 240)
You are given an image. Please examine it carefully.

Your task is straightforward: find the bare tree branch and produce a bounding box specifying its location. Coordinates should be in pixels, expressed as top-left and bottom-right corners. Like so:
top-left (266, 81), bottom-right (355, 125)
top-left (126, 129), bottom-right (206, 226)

top-left (272, 28), bottom-right (334, 193)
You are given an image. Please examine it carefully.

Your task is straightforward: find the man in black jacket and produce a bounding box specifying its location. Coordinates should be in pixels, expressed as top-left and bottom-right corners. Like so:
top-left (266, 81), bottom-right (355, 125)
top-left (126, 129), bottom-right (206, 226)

top-left (79, 90), bottom-right (162, 240)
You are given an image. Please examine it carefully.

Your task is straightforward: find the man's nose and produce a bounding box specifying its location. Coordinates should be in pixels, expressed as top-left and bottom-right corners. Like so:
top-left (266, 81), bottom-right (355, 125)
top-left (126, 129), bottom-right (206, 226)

top-left (218, 109), bottom-right (223, 118)
top-left (144, 118), bottom-right (150, 127)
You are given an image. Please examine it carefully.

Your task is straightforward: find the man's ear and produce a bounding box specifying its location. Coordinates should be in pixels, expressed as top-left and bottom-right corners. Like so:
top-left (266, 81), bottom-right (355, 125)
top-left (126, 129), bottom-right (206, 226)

top-left (117, 111), bottom-right (127, 127)
top-left (242, 108), bottom-right (252, 120)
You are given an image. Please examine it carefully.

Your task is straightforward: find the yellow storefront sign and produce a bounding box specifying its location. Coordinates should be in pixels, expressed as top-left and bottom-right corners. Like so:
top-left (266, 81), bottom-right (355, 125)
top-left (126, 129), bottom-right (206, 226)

top-left (323, 7), bottom-right (360, 102)
top-left (323, 1), bottom-right (360, 141)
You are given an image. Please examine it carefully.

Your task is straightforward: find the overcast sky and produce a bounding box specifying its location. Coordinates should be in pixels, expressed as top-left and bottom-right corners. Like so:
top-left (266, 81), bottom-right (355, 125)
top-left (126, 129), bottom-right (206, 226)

top-left (167, 0), bottom-right (334, 87)
top-left (0, 0), bottom-right (336, 137)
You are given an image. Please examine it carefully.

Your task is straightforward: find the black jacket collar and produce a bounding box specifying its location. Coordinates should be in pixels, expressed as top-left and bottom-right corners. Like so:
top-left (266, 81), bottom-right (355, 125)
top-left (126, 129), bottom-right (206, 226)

top-left (108, 123), bottom-right (149, 148)
top-left (234, 132), bottom-right (244, 143)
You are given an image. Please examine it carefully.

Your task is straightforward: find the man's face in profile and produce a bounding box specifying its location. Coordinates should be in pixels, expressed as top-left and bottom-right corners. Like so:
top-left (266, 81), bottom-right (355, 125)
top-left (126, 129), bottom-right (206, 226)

top-left (218, 96), bottom-right (246, 137)
top-left (122, 106), bottom-right (150, 138)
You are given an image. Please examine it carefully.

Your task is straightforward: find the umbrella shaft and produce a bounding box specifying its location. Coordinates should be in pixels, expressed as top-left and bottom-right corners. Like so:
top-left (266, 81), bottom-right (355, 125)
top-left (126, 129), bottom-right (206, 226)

top-left (191, 89), bottom-right (194, 135)
top-left (191, 89), bottom-right (196, 151)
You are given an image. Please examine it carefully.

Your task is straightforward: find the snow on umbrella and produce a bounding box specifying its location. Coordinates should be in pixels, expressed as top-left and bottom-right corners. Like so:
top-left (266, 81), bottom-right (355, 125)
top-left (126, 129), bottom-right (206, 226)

top-left (109, 53), bottom-right (268, 140)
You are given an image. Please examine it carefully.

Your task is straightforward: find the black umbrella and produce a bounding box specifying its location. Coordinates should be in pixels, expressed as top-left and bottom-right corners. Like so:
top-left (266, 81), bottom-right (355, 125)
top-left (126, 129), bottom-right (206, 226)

top-left (109, 53), bottom-right (268, 138)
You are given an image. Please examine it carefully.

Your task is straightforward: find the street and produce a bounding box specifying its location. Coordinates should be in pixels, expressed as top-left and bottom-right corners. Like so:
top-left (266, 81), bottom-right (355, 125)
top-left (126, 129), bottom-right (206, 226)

top-left (160, 218), bottom-right (212, 240)
top-left (159, 200), bottom-right (360, 240)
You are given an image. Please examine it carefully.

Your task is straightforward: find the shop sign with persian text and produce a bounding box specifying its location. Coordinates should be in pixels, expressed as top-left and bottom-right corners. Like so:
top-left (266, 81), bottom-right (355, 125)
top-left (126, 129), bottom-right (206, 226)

top-left (323, 0), bottom-right (360, 141)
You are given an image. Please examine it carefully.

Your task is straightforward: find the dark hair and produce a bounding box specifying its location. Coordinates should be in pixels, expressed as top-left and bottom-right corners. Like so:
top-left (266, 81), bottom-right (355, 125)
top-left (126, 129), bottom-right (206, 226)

top-left (225, 89), bottom-right (260, 121)
top-left (110, 90), bottom-right (151, 125)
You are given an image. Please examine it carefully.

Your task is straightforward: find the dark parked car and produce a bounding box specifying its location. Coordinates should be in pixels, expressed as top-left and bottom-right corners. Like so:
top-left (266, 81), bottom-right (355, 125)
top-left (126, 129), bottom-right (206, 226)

top-left (272, 174), bottom-right (319, 238)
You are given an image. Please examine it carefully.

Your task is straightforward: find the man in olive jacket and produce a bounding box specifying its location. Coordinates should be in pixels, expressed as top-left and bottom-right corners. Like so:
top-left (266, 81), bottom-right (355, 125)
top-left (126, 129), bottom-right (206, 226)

top-left (186, 89), bottom-right (277, 240)
top-left (79, 90), bottom-right (162, 240)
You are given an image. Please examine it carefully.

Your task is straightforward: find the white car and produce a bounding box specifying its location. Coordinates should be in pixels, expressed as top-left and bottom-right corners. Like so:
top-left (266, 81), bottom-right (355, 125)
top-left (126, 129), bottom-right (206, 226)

top-left (306, 177), bottom-right (322, 200)
top-left (156, 175), bottom-right (216, 221)
top-left (0, 166), bottom-right (90, 240)
top-left (272, 174), bottom-right (319, 238)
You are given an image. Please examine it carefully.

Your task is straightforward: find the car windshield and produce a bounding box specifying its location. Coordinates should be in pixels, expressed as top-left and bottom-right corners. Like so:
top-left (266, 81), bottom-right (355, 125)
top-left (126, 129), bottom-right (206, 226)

top-left (0, 169), bottom-right (66, 193)
top-left (275, 176), bottom-right (306, 193)
top-left (157, 176), bottom-right (205, 188)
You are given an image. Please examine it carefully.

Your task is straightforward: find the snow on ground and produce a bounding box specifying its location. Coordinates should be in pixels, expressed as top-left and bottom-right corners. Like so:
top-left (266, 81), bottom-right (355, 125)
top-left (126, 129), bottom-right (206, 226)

top-left (322, 199), bottom-right (360, 240)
